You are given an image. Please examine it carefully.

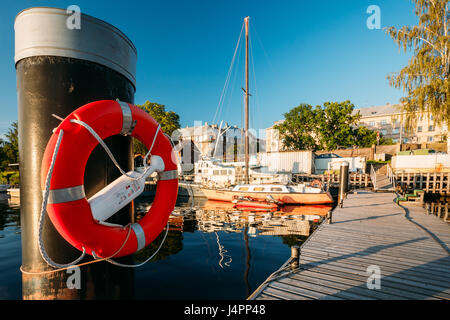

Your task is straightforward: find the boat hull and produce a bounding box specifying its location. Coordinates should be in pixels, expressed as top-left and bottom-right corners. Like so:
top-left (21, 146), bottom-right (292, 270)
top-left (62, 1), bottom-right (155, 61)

top-left (201, 188), bottom-right (334, 205)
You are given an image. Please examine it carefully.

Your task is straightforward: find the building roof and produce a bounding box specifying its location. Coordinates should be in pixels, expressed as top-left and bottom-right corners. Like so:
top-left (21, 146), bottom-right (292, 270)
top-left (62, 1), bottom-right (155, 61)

top-left (354, 104), bottom-right (402, 118)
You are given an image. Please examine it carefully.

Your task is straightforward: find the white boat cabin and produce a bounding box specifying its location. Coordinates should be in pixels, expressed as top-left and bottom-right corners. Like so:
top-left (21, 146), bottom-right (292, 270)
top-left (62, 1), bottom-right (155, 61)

top-left (194, 158), bottom-right (292, 187)
top-left (194, 158), bottom-right (241, 186)
top-left (232, 184), bottom-right (291, 193)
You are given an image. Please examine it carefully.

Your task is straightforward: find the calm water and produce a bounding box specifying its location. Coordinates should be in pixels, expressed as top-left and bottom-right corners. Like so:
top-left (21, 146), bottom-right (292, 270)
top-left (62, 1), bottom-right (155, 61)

top-left (0, 192), bottom-right (330, 300)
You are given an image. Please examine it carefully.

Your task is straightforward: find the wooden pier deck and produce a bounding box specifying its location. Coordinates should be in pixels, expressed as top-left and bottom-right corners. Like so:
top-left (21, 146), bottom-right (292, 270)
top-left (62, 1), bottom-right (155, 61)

top-left (248, 191), bottom-right (450, 300)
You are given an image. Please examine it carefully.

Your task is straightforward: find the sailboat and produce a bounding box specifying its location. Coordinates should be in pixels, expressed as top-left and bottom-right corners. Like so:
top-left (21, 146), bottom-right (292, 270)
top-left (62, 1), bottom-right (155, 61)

top-left (200, 17), bottom-right (333, 205)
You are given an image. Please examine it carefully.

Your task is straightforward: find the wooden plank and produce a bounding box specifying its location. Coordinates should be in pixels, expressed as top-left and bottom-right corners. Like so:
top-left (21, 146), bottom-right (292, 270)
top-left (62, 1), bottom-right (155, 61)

top-left (311, 228), bottom-right (449, 248)
top-left (270, 280), bottom-right (351, 300)
top-left (254, 293), bottom-right (280, 300)
top-left (298, 257), bottom-right (450, 299)
top-left (315, 224), bottom-right (450, 240)
top-left (266, 283), bottom-right (332, 300)
top-left (317, 225), bottom-right (450, 243)
top-left (299, 259), bottom-right (450, 300)
top-left (277, 275), bottom-right (379, 300)
top-left (299, 250), bottom-right (450, 286)
top-left (309, 235), bottom-right (450, 257)
top-left (295, 265), bottom-right (441, 300)
top-left (290, 271), bottom-right (411, 300)
top-left (310, 231), bottom-right (450, 254)
top-left (306, 241), bottom-right (449, 262)
top-left (299, 255), bottom-right (450, 295)
top-left (301, 245), bottom-right (450, 273)
top-left (300, 246), bottom-right (450, 274)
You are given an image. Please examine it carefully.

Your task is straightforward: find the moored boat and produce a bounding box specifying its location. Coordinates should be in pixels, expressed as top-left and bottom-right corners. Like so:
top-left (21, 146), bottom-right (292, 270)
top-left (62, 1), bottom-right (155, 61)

top-left (202, 183), bottom-right (333, 205)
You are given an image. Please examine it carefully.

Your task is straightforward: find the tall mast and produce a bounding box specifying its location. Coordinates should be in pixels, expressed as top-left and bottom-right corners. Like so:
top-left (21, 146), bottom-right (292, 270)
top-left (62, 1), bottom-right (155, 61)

top-left (244, 16), bottom-right (250, 184)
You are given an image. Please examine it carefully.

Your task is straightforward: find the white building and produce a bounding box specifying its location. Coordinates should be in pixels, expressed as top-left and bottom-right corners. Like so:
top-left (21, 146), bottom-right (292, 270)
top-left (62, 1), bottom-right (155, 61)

top-left (172, 122), bottom-right (265, 172)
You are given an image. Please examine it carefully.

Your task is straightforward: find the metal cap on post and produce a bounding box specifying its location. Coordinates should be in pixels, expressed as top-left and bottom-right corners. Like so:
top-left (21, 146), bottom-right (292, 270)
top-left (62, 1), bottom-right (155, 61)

top-left (15, 7), bottom-right (137, 87)
top-left (290, 245), bottom-right (300, 269)
top-left (15, 7), bottom-right (137, 299)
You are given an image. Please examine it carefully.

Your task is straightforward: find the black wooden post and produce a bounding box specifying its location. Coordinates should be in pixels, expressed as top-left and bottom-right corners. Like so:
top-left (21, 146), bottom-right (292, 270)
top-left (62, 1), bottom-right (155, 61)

top-left (16, 7), bottom-right (136, 299)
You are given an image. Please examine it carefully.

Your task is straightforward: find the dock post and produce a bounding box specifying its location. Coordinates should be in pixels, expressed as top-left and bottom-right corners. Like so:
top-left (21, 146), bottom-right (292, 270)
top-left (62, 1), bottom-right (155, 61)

top-left (290, 246), bottom-right (300, 269)
top-left (338, 161), bottom-right (349, 208)
top-left (15, 7), bottom-right (137, 299)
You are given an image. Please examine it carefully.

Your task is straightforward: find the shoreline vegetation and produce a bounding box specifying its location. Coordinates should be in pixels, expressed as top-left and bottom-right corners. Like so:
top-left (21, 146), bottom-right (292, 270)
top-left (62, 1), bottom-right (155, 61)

top-left (0, 121), bottom-right (18, 186)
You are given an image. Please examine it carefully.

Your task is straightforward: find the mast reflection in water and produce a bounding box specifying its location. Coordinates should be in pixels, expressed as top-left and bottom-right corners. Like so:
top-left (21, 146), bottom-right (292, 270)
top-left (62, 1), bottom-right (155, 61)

top-left (133, 196), bottom-right (331, 300)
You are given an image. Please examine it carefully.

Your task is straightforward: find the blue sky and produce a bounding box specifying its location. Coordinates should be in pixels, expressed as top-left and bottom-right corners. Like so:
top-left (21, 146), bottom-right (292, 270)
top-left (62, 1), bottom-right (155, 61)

top-left (0, 0), bottom-right (418, 137)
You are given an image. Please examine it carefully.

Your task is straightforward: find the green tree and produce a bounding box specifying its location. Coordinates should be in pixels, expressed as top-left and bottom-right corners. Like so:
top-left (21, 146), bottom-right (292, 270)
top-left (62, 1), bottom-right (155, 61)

top-left (137, 101), bottom-right (180, 136)
top-left (275, 101), bottom-right (394, 151)
top-left (0, 122), bottom-right (19, 171)
top-left (315, 101), bottom-right (362, 150)
top-left (274, 104), bottom-right (320, 151)
top-left (354, 126), bottom-right (394, 147)
top-left (354, 126), bottom-right (378, 147)
top-left (134, 101), bottom-right (181, 155)
top-left (386, 0), bottom-right (449, 128)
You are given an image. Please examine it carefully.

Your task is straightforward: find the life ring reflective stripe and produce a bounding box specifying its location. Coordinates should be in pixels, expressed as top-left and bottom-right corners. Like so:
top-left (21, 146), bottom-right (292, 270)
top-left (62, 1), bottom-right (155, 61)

top-left (40, 100), bottom-right (178, 258)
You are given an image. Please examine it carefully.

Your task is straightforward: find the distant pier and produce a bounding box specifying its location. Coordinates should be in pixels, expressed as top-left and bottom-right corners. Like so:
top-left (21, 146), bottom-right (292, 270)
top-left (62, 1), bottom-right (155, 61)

top-left (248, 191), bottom-right (450, 300)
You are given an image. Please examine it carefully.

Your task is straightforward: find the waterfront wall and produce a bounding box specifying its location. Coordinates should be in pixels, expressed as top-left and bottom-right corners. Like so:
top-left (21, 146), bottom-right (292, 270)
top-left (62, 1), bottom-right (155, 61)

top-left (315, 157), bottom-right (366, 174)
top-left (392, 154), bottom-right (450, 172)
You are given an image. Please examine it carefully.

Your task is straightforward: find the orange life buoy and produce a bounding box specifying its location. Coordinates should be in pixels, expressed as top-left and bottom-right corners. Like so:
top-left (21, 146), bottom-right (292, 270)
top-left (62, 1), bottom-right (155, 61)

top-left (310, 179), bottom-right (323, 188)
top-left (40, 100), bottom-right (178, 258)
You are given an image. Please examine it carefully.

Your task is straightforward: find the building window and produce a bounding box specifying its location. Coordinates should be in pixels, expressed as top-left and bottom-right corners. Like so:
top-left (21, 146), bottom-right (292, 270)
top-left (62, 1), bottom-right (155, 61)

top-left (417, 126), bottom-right (422, 132)
top-left (429, 125), bottom-right (434, 132)
top-left (369, 121), bottom-right (375, 127)
top-left (381, 129), bottom-right (387, 135)
top-left (392, 128), bottom-right (399, 134)
top-left (380, 120), bottom-right (387, 125)
top-left (428, 136), bottom-right (433, 142)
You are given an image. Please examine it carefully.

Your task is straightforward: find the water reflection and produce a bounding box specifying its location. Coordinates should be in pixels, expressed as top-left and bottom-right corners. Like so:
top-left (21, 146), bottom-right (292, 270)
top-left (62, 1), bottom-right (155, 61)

top-left (0, 192), bottom-right (333, 300)
top-left (134, 197), bottom-right (332, 298)
top-left (195, 202), bottom-right (329, 238)
top-left (0, 193), bottom-right (21, 300)
top-left (134, 197), bottom-right (332, 263)
top-left (424, 200), bottom-right (450, 221)
top-left (0, 193), bottom-right (20, 232)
